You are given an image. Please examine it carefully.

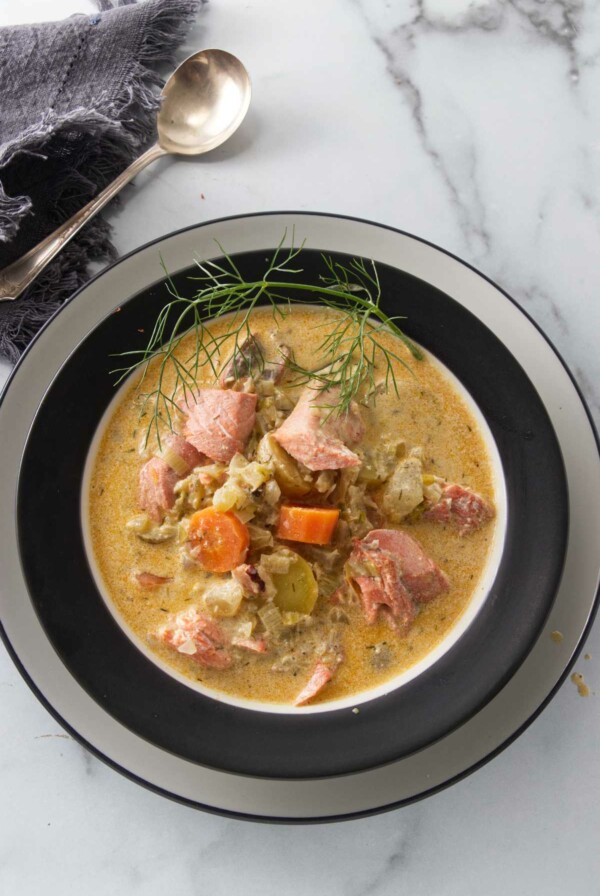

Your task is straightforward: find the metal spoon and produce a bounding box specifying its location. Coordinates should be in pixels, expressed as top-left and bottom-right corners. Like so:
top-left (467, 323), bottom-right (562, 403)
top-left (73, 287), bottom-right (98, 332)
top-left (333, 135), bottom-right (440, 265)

top-left (0, 49), bottom-right (251, 303)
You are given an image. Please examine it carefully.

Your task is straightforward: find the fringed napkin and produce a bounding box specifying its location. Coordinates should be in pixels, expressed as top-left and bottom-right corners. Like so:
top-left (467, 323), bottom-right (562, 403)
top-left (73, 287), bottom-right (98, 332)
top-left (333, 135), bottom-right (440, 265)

top-left (0, 0), bottom-right (201, 361)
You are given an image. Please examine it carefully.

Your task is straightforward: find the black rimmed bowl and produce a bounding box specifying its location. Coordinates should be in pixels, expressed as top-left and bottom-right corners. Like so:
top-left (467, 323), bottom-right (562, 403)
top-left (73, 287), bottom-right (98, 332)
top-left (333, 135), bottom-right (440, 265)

top-left (13, 231), bottom-right (567, 781)
top-left (2, 213), bottom-right (597, 822)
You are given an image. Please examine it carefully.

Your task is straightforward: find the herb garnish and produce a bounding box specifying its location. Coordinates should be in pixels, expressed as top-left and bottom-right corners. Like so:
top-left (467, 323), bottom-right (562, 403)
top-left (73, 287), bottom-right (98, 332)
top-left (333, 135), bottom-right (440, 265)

top-left (113, 232), bottom-right (422, 447)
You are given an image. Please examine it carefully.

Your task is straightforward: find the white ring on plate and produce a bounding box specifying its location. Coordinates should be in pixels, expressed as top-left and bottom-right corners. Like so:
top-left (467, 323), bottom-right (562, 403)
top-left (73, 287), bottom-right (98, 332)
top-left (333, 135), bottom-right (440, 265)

top-left (1, 212), bottom-right (598, 821)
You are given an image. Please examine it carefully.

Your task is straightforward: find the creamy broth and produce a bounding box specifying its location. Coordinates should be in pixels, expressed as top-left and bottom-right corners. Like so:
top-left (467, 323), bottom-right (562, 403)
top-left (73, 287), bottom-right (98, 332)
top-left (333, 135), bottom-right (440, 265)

top-left (88, 306), bottom-right (497, 706)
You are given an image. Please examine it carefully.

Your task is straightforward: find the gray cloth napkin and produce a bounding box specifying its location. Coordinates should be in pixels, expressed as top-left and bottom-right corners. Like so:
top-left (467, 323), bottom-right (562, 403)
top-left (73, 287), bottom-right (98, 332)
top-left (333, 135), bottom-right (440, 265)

top-left (0, 0), bottom-right (201, 362)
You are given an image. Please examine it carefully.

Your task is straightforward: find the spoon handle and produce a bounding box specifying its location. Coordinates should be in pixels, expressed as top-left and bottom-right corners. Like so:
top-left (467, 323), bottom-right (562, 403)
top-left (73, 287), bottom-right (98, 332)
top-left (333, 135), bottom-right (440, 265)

top-left (0, 142), bottom-right (168, 303)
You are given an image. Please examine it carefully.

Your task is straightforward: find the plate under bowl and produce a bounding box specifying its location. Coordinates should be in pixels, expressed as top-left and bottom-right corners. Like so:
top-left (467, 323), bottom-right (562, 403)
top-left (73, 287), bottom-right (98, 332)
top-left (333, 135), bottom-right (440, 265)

top-left (0, 213), bottom-right (597, 820)
top-left (14, 239), bottom-right (566, 780)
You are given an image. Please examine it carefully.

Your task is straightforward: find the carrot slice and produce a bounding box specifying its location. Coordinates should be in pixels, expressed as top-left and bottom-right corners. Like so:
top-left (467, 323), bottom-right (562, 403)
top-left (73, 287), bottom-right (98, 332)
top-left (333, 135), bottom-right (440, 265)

top-left (188, 508), bottom-right (250, 573)
top-left (276, 505), bottom-right (340, 545)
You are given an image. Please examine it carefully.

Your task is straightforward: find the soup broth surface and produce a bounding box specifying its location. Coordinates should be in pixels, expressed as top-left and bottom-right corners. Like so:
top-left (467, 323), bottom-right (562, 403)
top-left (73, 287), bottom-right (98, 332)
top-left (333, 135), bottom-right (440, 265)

top-left (88, 305), bottom-right (498, 706)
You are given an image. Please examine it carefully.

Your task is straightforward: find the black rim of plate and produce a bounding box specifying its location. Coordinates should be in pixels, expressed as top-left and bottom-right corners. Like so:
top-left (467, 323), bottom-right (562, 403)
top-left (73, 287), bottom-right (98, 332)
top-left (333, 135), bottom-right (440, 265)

top-left (14, 232), bottom-right (569, 782)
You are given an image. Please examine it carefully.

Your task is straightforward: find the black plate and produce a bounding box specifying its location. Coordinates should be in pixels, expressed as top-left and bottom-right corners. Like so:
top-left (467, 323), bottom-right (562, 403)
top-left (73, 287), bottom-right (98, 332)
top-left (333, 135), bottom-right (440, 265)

top-left (17, 248), bottom-right (568, 779)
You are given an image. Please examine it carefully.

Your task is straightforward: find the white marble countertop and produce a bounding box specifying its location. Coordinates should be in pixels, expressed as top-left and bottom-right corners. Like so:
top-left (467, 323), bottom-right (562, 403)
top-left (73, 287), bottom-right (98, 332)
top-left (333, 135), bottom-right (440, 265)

top-left (1, 0), bottom-right (599, 892)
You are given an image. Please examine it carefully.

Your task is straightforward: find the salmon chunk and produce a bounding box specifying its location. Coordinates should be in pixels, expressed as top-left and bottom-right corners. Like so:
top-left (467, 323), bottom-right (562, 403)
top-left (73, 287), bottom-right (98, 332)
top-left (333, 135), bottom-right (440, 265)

top-left (138, 457), bottom-right (179, 522)
top-left (294, 661), bottom-right (335, 706)
top-left (183, 388), bottom-right (257, 463)
top-left (423, 483), bottom-right (494, 536)
top-left (232, 563), bottom-right (265, 595)
top-left (353, 569), bottom-right (416, 629)
top-left (273, 386), bottom-right (364, 471)
top-left (139, 433), bottom-right (202, 521)
top-left (232, 637), bottom-right (268, 653)
top-left (136, 572), bottom-right (173, 588)
top-left (348, 529), bottom-right (449, 630)
top-left (157, 607), bottom-right (231, 669)
top-left (364, 530), bottom-right (450, 603)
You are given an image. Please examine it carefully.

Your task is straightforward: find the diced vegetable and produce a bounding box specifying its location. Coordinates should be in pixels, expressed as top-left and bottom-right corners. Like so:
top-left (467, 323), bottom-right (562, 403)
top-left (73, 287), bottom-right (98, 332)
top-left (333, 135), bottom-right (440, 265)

top-left (271, 552), bottom-right (318, 614)
top-left (173, 464), bottom-right (227, 513)
top-left (297, 545), bottom-right (342, 570)
top-left (340, 483), bottom-right (373, 538)
top-left (234, 620), bottom-right (255, 640)
top-left (176, 638), bottom-right (198, 655)
top-left (260, 550), bottom-right (294, 575)
top-left (258, 379), bottom-right (275, 397)
top-left (256, 433), bottom-right (313, 498)
top-left (422, 475), bottom-right (444, 504)
top-left (282, 611), bottom-right (307, 626)
top-left (277, 505), bottom-right (340, 545)
top-left (258, 603), bottom-right (284, 635)
top-left (274, 388), bottom-right (294, 412)
top-left (332, 467), bottom-right (359, 503)
top-left (228, 453), bottom-right (272, 490)
top-left (314, 471), bottom-right (336, 495)
top-left (188, 508), bottom-right (250, 573)
top-left (247, 524), bottom-right (274, 550)
top-left (126, 514), bottom-right (152, 534)
top-left (356, 448), bottom-right (395, 485)
top-left (234, 504), bottom-right (256, 524)
top-left (315, 567), bottom-right (341, 600)
top-left (380, 451), bottom-right (424, 523)
top-left (212, 480), bottom-right (248, 512)
top-left (263, 479), bottom-right (282, 505)
top-left (212, 453), bottom-right (273, 513)
top-left (126, 514), bottom-right (178, 543)
top-left (160, 445), bottom-right (191, 477)
top-left (202, 579), bottom-right (245, 617)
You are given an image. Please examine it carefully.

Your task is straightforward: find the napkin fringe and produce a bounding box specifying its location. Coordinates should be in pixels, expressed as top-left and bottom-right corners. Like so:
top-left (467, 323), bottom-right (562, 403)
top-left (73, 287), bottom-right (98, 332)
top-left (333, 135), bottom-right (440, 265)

top-left (0, 186), bottom-right (32, 245)
top-left (138, 0), bottom-right (201, 66)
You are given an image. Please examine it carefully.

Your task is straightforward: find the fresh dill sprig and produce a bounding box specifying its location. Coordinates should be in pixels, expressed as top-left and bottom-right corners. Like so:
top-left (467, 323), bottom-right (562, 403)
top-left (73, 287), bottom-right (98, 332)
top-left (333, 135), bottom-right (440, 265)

top-left (112, 231), bottom-right (423, 447)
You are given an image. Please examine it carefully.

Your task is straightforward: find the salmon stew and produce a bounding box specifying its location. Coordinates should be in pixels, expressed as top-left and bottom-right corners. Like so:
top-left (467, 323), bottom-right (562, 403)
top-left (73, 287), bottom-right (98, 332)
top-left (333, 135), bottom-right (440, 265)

top-left (88, 305), bottom-right (498, 707)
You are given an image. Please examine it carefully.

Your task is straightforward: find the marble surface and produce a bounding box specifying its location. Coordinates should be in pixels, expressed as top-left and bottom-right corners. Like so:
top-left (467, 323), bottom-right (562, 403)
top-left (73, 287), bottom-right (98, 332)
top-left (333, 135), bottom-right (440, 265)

top-left (1, 0), bottom-right (599, 892)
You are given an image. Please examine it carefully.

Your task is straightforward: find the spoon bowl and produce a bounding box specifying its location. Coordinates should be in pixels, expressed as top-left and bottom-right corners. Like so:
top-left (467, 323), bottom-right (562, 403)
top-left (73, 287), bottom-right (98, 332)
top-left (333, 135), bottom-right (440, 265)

top-left (0, 48), bottom-right (251, 302)
top-left (158, 49), bottom-right (252, 155)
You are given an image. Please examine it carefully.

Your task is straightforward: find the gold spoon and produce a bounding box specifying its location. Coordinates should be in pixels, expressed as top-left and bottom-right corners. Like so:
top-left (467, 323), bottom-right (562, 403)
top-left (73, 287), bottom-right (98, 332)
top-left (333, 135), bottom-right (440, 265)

top-left (0, 49), bottom-right (251, 303)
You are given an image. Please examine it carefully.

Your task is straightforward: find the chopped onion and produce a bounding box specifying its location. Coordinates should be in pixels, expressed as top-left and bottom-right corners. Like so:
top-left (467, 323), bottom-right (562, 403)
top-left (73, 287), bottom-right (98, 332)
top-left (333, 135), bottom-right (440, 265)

top-left (202, 580), bottom-right (244, 617)
top-left (260, 550), bottom-right (294, 575)
top-left (235, 505), bottom-right (256, 523)
top-left (126, 514), bottom-right (152, 534)
top-left (160, 445), bottom-right (190, 477)
top-left (263, 479), bottom-right (281, 505)
top-left (234, 620), bottom-right (254, 640)
top-left (177, 638), bottom-right (197, 656)
top-left (212, 481), bottom-right (247, 512)
top-left (136, 522), bottom-right (178, 543)
top-left (247, 525), bottom-right (273, 549)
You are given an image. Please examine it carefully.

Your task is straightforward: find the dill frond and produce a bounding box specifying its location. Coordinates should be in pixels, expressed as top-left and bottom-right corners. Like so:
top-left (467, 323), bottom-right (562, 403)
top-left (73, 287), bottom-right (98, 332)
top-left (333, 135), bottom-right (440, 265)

top-left (111, 231), bottom-right (423, 446)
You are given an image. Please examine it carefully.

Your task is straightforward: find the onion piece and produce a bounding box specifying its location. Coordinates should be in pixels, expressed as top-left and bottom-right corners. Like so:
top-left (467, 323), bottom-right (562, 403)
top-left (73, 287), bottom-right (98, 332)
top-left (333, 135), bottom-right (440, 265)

top-left (258, 603), bottom-right (284, 635)
top-left (202, 580), bottom-right (244, 617)
top-left (160, 445), bottom-right (191, 477)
